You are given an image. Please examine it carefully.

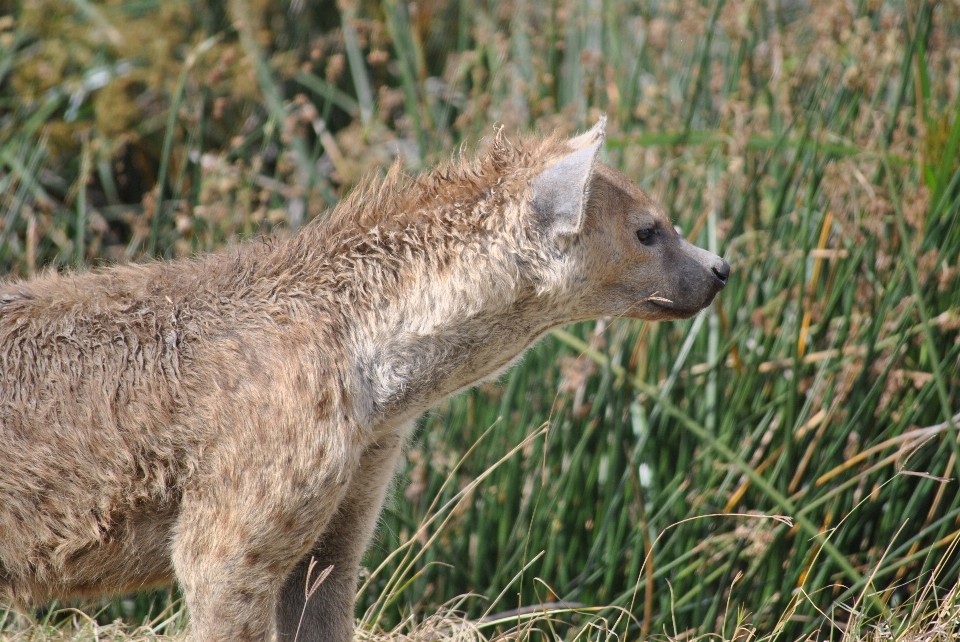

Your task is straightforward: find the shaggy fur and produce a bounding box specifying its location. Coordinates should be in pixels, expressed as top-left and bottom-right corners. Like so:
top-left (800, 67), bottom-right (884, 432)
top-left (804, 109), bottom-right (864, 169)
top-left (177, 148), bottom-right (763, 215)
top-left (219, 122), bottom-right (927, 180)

top-left (0, 120), bottom-right (729, 641)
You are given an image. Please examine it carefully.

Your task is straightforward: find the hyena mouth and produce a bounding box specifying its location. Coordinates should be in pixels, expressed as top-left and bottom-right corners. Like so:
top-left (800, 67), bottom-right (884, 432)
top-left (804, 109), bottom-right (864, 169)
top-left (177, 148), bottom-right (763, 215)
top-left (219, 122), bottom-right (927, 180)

top-left (650, 300), bottom-right (708, 318)
top-left (646, 292), bottom-right (720, 318)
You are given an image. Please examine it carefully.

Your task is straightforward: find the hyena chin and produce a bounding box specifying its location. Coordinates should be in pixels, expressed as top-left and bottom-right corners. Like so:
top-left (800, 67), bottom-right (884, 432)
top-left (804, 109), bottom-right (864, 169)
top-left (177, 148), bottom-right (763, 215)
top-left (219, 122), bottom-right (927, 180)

top-left (0, 118), bottom-right (728, 641)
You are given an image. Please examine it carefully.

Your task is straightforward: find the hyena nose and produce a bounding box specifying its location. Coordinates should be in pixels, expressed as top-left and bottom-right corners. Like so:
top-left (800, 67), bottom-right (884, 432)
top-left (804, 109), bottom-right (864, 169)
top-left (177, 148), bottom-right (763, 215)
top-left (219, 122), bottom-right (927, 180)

top-left (712, 259), bottom-right (730, 286)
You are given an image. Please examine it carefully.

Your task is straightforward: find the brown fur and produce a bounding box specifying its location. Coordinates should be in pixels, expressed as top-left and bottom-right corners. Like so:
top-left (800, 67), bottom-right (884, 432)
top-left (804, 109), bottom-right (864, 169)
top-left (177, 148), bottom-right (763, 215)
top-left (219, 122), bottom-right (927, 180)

top-left (0, 121), bottom-right (728, 641)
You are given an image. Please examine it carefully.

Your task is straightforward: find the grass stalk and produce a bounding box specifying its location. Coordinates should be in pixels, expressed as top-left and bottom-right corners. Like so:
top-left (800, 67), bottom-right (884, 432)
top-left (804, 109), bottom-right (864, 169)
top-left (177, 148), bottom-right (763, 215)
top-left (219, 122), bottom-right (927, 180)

top-left (340, 1), bottom-right (375, 125)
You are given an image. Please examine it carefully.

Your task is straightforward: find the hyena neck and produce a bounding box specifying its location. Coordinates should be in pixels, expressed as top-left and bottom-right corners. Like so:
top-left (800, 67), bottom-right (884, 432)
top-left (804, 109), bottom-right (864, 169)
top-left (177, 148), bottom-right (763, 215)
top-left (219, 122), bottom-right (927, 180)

top-left (344, 235), bottom-right (566, 429)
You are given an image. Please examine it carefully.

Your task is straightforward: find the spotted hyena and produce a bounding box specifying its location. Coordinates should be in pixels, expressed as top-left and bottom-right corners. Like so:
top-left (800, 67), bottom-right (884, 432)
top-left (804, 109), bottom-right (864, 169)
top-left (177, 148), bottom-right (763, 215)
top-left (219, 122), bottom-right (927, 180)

top-left (0, 119), bottom-right (728, 640)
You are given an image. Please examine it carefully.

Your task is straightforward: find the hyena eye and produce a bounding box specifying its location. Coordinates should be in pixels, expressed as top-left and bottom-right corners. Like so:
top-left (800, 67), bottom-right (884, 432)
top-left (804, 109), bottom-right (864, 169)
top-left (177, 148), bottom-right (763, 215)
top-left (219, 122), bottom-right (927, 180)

top-left (636, 227), bottom-right (657, 246)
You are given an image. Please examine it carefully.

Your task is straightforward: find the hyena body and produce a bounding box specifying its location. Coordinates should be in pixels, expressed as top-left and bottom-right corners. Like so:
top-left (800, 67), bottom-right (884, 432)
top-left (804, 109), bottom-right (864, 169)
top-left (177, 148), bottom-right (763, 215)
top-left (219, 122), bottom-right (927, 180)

top-left (0, 120), bottom-right (728, 641)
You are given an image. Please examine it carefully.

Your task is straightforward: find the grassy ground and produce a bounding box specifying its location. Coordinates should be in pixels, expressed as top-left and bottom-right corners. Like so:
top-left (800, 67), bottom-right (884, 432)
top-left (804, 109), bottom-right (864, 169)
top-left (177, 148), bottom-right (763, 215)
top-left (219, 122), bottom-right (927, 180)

top-left (2, 0), bottom-right (960, 640)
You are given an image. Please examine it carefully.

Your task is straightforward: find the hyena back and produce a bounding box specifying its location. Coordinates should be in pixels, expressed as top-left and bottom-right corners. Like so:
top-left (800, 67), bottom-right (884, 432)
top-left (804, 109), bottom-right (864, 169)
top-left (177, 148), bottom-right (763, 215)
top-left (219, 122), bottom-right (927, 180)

top-left (0, 119), bottom-right (728, 641)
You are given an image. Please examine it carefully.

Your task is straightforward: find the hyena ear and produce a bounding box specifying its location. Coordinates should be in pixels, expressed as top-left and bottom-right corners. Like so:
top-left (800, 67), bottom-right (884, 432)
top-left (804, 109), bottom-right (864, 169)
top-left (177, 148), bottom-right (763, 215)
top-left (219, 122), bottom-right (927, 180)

top-left (532, 117), bottom-right (606, 237)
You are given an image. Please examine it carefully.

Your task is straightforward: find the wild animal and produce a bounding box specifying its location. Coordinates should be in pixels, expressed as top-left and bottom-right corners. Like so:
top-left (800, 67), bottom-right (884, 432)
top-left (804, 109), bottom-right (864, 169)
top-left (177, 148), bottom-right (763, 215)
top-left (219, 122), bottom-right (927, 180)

top-left (0, 119), bottom-right (729, 641)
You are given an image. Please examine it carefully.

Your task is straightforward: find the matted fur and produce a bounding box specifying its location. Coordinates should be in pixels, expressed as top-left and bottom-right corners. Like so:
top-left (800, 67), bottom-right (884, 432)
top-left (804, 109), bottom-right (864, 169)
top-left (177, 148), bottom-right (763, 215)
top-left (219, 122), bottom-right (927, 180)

top-left (0, 121), bottom-right (728, 641)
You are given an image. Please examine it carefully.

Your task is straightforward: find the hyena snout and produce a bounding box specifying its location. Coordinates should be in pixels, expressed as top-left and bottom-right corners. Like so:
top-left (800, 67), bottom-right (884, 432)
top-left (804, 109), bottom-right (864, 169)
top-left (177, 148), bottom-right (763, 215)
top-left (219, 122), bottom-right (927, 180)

top-left (670, 240), bottom-right (730, 315)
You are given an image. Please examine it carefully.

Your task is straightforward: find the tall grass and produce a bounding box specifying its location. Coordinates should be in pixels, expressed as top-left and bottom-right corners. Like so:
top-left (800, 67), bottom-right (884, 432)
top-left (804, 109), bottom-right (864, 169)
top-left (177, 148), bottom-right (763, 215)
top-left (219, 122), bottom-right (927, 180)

top-left (2, 0), bottom-right (960, 639)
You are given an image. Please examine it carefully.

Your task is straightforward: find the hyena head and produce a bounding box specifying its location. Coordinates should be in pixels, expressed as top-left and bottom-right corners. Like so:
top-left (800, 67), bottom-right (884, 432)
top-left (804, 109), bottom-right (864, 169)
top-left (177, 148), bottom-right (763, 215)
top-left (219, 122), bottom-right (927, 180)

top-left (530, 118), bottom-right (730, 322)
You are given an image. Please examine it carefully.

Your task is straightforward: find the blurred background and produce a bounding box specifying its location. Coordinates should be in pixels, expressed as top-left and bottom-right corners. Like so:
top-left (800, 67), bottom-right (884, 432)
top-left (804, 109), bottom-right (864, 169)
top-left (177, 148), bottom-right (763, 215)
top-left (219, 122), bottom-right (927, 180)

top-left (1, 0), bottom-right (959, 639)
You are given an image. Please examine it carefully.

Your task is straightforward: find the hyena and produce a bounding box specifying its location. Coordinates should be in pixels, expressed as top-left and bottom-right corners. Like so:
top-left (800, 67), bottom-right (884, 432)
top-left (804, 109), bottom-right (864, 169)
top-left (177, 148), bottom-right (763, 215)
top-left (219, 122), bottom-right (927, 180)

top-left (0, 119), bottom-right (728, 641)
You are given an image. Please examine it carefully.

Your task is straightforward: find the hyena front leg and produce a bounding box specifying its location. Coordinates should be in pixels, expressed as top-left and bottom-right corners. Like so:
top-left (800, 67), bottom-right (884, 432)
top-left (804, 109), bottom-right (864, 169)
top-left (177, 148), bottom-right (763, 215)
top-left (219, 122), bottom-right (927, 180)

top-left (275, 432), bottom-right (405, 642)
top-left (172, 455), bottom-right (354, 641)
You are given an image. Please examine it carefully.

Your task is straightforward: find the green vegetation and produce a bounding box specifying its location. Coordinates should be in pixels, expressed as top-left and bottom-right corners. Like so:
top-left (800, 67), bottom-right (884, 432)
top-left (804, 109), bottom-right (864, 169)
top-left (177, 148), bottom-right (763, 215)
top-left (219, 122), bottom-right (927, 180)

top-left (2, 0), bottom-right (960, 639)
